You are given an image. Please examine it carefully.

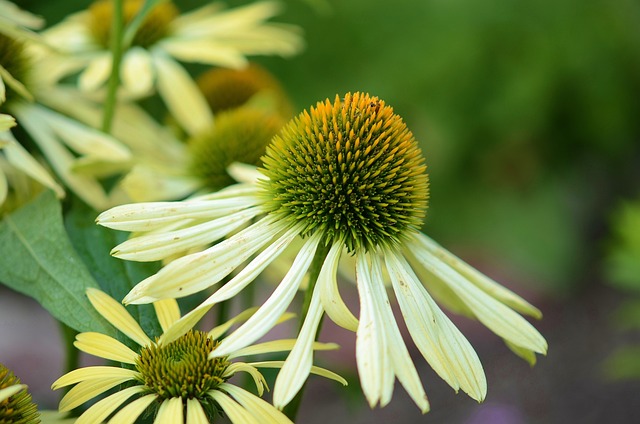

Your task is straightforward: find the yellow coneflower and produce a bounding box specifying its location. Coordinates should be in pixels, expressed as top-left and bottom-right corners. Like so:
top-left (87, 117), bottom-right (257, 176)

top-left (44, 0), bottom-right (303, 136)
top-left (52, 289), bottom-right (345, 423)
top-left (98, 92), bottom-right (547, 413)
top-left (0, 362), bottom-right (40, 423)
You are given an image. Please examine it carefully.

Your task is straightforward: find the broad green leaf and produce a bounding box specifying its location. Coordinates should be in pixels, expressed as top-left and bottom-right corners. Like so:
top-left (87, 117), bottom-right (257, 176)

top-left (0, 191), bottom-right (112, 335)
top-left (64, 196), bottom-right (163, 340)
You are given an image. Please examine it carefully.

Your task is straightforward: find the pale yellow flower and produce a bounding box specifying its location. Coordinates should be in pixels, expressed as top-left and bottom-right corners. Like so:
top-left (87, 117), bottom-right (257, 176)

top-left (0, 363), bottom-right (39, 423)
top-left (98, 93), bottom-right (547, 413)
top-left (52, 289), bottom-right (345, 423)
top-left (44, 0), bottom-right (303, 136)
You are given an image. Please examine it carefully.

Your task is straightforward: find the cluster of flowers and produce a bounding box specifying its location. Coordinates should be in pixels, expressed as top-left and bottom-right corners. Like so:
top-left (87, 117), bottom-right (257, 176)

top-left (0, 1), bottom-right (547, 423)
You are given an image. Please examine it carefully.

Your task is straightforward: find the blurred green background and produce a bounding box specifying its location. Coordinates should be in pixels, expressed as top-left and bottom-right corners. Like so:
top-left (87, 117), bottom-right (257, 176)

top-left (11, 0), bottom-right (640, 422)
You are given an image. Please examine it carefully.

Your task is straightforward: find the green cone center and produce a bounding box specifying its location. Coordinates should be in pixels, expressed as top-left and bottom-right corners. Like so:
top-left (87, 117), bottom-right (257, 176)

top-left (135, 330), bottom-right (230, 401)
top-left (261, 92), bottom-right (430, 252)
top-left (0, 364), bottom-right (40, 424)
top-left (88, 0), bottom-right (178, 49)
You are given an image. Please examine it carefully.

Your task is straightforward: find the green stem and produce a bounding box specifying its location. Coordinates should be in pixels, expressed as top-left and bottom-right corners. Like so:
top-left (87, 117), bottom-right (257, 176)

top-left (101, 0), bottom-right (125, 133)
top-left (283, 241), bottom-right (331, 420)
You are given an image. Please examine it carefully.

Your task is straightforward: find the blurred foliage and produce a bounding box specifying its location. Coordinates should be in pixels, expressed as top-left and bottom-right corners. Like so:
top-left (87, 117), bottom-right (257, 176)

top-left (23, 0), bottom-right (640, 293)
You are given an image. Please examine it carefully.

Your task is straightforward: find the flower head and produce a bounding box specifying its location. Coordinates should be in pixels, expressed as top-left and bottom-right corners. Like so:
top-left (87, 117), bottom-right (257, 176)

top-left (45, 0), bottom-right (303, 136)
top-left (52, 289), bottom-right (344, 423)
top-left (98, 92), bottom-right (547, 413)
top-left (0, 362), bottom-right (40, 423)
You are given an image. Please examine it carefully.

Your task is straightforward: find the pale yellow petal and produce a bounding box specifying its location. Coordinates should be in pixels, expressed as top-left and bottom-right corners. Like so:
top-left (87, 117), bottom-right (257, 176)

top-left (59, 376), bottom-right (132, 411)
top-left (123, 217), bottom-right (284, 304)
top-left (229, 339), bottom-right (338, 359)
top-left (77, 386), bottom-right (145, 424)
top-left (250, 361), bottom-right (347, 386)
top-left (319, 241), bottom-right (358, 331)
top-left (153, 298), bottom-right (181, 333)
top-left (151, 51), bottom-right (212, 136)
top-left (79, 54), bottom-right (112, 91)
top-left (411, 233), bottom-right (542, 318)
top-left (108, 394), bottom-right (156, 424)
top-left (74, 332), bottom-right (138, 364)
top-left (223, 363), bottom-right (267, 396)
top-left (221, 383), bottom-right (293, 423)
top-left (208, 308), bottom-right (257, 340)
top-left (155, 397), bottom-right (183, 424)
top-left (386, 250), bottom-right (486, 402)
top-left (160, 39), bottom-right (247, 68)
top-left (52, 366), bottom-right (138, 389)
top-left (0, 113), bottom-right (15, 131)
top-left (0, 384), bottom-right (26, 403)
top-left (186, 398), bottom-right (209, 424)
top-left (273, 281), bottom-right (323, 408)
top-left (87, 288), bottom-right (151, 347)
top-left (208, 391), bottom-right (259, 424)
top-left (213, 233), bottom-right (321, 357)
top-left (121, 47), bottom-right (154, 96)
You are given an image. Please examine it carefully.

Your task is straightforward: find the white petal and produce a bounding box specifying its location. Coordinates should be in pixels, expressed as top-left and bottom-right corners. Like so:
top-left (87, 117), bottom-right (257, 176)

top-left (151, 51), bottom-right (212, 136)
top-left (123, 216), bottom-right (285, 304)
top-left (120, 47), bottom-right (154, 96)
top-left (354, 253), bottom-right (387, 409)
top-left (97, 184), bottom-right (260, 231)
top-left (112, 207), bottom-right (261, 261)
top-left (319, 241), bottom-right (358, 331)
top-left (273, 278), bottom-right (324, 408)
top-left (212, 232), bottom-right (322, 357)
top-left (386, 250), bottom-right (486, 402)
top-left (0, 385), bottom-right (26, 403)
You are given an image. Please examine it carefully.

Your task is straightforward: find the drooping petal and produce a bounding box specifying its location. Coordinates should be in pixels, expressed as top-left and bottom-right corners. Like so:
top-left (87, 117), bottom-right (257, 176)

top-left (87, 288), bottom-right (151, 347)
top-left (74, 332), bottom-right (138, 364)
top-left (51, 366), bottom-right (138, 389)
top-left (221, 383), bottom-right (293, 424)
top-left (76, 386), bottom-right (145, 424)
top-left (411, 245), bottom-right (548, 354)
top-left (122, 216), bottom-right (286, 304)
top-left (107, 394), bottom-right (156, 424)
top-left (354, 253), bottom-right (388, 409)
top-left (151, 51), bottom-right (212, 136)
top-left (156, 396), bottom-right (183, 423)
top-left (223, 362), bottom-right (267, 396)
top-left (231, 339), bottom-right (338, 359)
top-left (208, 391), bottom-right (260, 424)
top-left (153, 298), bottom-right (181, 332)
top-left (273, 279), bottom-right (324, 409)
top-left (369, 253), bottom-right (429, 412)
top-left (410, 233), bottom-right (542, 318)
top-left (385, 249), bottom-right (487, 402)
top-left (251, 361), bottom-right (347, 387)
top-left (319, 241), bottom-right (358, 331)
top-left (211, 232), bottom-right (322, 357)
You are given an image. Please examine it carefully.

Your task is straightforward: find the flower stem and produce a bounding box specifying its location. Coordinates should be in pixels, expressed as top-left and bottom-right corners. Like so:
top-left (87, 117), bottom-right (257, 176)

top-left (59, 322), bottom-right (79, 375)
top-left (283, 241), bottom-right (331, 420)
top-left (101, 0), bottom-right (124, 133)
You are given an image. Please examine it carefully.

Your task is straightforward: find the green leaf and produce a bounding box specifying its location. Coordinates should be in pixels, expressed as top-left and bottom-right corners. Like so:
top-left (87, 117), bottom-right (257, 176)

top-left (0, 191), bottom-right (113, 335)
top-left (64, 196), bottom-right (163, 340)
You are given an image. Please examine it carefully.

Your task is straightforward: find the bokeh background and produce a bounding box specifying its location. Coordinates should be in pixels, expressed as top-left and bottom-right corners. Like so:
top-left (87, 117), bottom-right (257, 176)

top-left (3, 0), bottom-right (640, 422)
